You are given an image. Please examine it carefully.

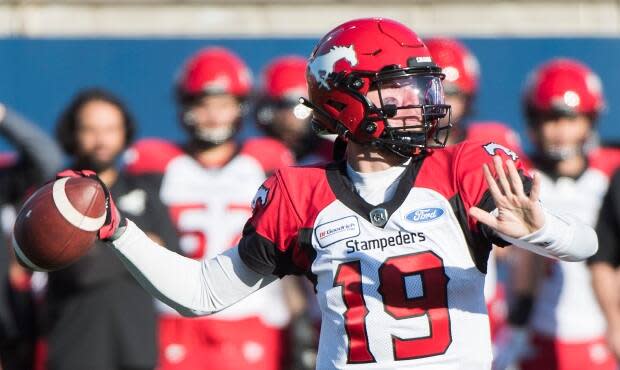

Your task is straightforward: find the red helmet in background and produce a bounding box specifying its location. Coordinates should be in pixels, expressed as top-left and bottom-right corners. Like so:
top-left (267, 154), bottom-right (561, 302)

top-left (425, 38), bottom-right (479, 96)
top-left (176, 47), bottom-right (252, 103)
top-left (256, 55), bottom-right (312, 127)
top-left (303, 18), bottom-right (450, 157)
top-left (262, 56), bottom-right (308, 102)
top-left (256, 55), bottom-right (315, 156)
top-left (524, 58), bottom-right (604, 124)
top-left (175, 47), bottom-right (252, 145)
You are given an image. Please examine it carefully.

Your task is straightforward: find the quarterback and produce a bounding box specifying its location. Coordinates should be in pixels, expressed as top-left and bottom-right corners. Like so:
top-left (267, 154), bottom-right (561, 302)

top-left (66, 18), bottom-right (597, 369)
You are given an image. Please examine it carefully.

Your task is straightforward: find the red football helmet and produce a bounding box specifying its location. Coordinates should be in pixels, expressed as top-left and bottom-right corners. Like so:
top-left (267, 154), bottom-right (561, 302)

top-left (302, 18), bottom-right (451, 156)
top-left (256, 55), bottom-right (315, 156)
top-left (256, 55), bottom-right (312, 126)
top-left (524, 58), bottom-right (604, 124)
top-left (425, 38), bottom-right (479, 96)
top-left (262, 55), bottom-right (308, 102)
top-left (176, 47), bottom-right (252, 102)
top-left (175, 47), bottom-right (252, 145)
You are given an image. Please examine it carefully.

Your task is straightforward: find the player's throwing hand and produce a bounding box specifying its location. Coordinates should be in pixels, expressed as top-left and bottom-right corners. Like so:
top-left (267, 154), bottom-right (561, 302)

top-left (469, 155), bottom-right (544, 239)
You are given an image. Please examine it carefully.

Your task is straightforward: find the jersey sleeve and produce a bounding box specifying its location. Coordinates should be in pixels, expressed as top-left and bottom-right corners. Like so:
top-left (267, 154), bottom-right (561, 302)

top-left (237, 171), bottom-right (303, 277)
top-left (589, 169), bottom-right (620, 266)
top-left (456, 141), bottom-right (533, 247)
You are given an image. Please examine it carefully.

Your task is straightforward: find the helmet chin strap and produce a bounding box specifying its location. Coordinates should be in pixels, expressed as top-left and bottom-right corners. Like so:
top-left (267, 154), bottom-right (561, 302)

top-left (374, 132), bottom-right (427, 158)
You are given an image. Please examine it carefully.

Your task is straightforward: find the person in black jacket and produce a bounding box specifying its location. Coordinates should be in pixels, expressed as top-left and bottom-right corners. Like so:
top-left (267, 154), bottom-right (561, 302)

top-left (0, 103), bottom-right (64, 370)
top-left (589, 168), bottom-right (620, 361)
top-left (46, 88), bottom-right (179, 370)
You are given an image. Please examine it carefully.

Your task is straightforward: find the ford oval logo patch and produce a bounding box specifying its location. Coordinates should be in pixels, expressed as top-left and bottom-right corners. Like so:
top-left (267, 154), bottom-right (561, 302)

top-left (406, 208), bottom-right (444, 223)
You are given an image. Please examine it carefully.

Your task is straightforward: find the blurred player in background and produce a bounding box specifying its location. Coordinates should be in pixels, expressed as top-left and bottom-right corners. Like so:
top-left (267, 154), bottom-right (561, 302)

top-left (45, 88), bottom-right (179, 370)
top-left (424, 38), bottom-right (479, 146)
top-left (254, 55), bottom-right (333, 164)
top-left (124, 47), bottom-right (293, 370)
top-left (0, 105), bottom-right (63, 370)
top-left (464, 122), bottom-right (527, 341)
top-left (590, 169), bottom-right (620, 361)
top-left (254, 55), bottom-right (332, 370)
top-left (426, 38), bottom-right (529, 341)
top-left (494, 59), bottom-right (617, 370)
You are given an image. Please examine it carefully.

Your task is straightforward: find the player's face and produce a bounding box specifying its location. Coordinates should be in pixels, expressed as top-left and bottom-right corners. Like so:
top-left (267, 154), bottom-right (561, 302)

top-left (534, 114), bottom-right (592, 159)
top-left (367, 83), bottom-right (422, 130)
top-left (184, 94), bottom-right (241, 143)
top-left (75, 100), bottom-right (126, 171)
top-left (367, 75), bottom-right (445, 132)
top-left (270, 104), bottom-right (311, 153)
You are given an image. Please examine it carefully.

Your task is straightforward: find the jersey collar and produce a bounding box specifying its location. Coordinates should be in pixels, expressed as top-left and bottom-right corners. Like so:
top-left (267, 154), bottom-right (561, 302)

top-left (325, 155), bottom-right (426, 228)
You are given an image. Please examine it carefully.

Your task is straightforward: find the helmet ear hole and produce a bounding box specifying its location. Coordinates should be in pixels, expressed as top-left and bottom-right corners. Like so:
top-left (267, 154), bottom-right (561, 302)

top-left (326, 99), bottom-right (347, 112)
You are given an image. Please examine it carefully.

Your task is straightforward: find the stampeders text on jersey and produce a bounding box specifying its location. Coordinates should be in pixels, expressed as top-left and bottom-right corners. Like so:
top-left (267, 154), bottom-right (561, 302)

top-left (346, 231), bottom-right (426, 254)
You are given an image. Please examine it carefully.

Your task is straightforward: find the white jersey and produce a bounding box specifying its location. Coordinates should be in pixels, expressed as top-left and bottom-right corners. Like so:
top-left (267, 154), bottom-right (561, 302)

top-left (124, 138), bottom-right (293, 327)
top-left (239, 142), bottom-right (528, 369)
top-left (530, 167), bottom-right (609, 341)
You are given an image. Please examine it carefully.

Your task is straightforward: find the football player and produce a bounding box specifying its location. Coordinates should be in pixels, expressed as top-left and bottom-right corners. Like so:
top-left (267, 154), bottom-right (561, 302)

top-left (424, 38), bottom-right (479, 145)
top-left (494, 59), bottom-right (617, 370)
top-left (69, 19), bottom-right (597, 370)
top-left (123, 48), bottom-right (294, 370)
top-left (425, 38), bottom-right (530, 342)
top-left (254, 55), bottom-right (333, 164)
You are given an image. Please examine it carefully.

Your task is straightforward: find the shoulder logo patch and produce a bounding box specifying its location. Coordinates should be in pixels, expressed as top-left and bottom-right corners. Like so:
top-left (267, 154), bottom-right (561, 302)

top-left (315, 216), bottom-right (360, 248)
top-left (251, 185), bottom-right (269, 209)
top-left (405, 207), bottom-right (445, 223)
top-left (483, 142), bottom-right (519, 161)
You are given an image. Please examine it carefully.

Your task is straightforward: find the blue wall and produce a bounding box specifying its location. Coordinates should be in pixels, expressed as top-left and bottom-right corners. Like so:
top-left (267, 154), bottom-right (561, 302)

top-left (0, 37), bottom-right (618, 153)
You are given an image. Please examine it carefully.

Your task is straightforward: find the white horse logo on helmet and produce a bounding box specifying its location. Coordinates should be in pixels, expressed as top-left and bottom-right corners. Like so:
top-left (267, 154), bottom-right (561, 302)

top-left (309, 45), bottom-right (358, 89)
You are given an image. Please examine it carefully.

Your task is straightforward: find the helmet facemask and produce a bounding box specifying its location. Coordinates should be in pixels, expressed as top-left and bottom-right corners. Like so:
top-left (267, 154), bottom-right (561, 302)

top-left (303, 67), bottom-right (452, 158)
top-left (364, 67), bottom-right (452, 157)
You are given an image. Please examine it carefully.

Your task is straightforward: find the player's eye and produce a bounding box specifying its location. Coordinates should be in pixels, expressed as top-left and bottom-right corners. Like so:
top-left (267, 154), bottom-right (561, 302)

top-left (382, 96), bottom-right (400, 106)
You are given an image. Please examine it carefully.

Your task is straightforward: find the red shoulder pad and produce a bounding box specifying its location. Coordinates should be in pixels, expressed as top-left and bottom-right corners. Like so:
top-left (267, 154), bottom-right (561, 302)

top-left (465, 121), bottom-right (533, 170)
top-left (466, 121), bottom-right (524, 156)
top-left (241, 137), bottom-right (294, 174)
top-left (249, 171), bottom-right (301, 253)
top-left (588, 146), bottom-right (620, 179)
top-left (123, 138), bottom-right (183, 175)
top-left (455, 140), bottom-right (531, 230)
top-left (250, 165), bottom-right (334, 245)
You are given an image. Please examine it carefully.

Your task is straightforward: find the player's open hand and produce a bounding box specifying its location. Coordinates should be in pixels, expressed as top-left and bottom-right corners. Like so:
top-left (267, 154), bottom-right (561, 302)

top-left (469, 155), bottom-right (544, 239)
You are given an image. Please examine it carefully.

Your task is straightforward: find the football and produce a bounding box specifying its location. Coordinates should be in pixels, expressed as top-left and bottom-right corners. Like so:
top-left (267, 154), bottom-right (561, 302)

top-left (12, 176), bottom-right (107, 271)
